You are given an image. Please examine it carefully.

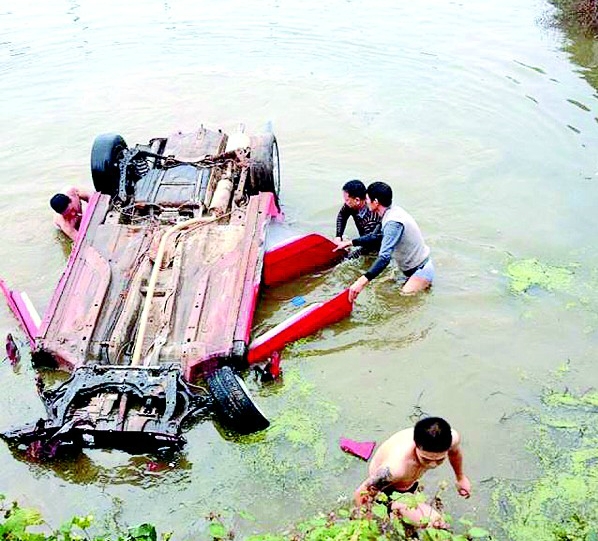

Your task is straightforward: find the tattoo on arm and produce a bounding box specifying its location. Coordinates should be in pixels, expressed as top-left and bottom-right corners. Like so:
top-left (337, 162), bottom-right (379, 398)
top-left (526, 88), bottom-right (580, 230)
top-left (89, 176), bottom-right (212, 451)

top-left (369, 467), bottom-right (393, 491)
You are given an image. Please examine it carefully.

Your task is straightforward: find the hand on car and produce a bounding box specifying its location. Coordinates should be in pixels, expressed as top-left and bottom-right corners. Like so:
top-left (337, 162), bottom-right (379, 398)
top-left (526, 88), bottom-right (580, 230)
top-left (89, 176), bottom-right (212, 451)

top-left (333, 239), bottom-right (353, 252)
top-left (348, 276), bottom-right (369, 302)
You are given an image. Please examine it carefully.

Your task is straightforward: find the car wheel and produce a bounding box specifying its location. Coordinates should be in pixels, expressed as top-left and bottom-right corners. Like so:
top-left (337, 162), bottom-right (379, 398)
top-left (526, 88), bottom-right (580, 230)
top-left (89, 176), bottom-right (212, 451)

top-left (207, 366), bottom-right (270, 434)
top-left (91, 133), bottom-right (127, 197)
top-left (249, 133), bottom-right (280, 202)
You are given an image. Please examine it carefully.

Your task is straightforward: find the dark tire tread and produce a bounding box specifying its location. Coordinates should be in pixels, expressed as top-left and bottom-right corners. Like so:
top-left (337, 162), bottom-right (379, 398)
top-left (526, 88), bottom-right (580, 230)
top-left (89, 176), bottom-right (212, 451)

top-left (91, 133), bottom-right (127, 197)
top-left (207, 366), bottom-right (269, 434)
top-left (249, 133), bottom-right (280, 198)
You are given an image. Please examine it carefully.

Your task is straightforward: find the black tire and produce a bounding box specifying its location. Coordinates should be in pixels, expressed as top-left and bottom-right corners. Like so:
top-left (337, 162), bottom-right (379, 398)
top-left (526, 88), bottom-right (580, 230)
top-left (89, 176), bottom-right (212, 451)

top-left (91, 133), bottom-right (127, 197)
top-left (207, 366), bottom-right (270, 434)
top-left (249, 133), bottom-right (280, 199)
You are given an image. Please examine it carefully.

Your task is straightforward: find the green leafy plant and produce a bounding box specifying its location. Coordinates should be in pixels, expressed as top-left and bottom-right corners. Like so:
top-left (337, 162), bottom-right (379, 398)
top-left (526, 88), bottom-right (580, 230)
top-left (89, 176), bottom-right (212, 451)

top-left (0, 495), bottom-right (169, 541)
top-left (0, 491), bottom-right (492, 541)
top-left (548, 0), bottom-right (598, 34)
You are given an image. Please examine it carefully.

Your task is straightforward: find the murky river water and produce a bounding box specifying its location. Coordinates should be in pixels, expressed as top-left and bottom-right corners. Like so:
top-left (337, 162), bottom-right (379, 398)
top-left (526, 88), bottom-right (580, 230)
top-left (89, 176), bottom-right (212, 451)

top-left (1, 0), bottom-right (598, 537)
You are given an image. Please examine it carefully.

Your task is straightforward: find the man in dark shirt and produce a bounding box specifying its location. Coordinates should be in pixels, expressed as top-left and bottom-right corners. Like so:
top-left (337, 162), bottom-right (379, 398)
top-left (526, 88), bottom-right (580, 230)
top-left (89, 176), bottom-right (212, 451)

top-left (333, 180), bottom-right (381, 254)
top-left (335, 182), bottom-right (434, 300)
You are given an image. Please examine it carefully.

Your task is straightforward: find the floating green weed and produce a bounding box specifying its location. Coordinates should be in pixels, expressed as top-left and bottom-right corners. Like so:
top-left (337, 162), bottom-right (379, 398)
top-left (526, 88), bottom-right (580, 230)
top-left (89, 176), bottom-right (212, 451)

top-left (543, 389), bottom-right (598, 408)
top-left (232, 367), bottom-right (341, 501)
top-left (505, 258), bottom-right (574, 294)
top-left (491, 383), bottom-right (598, 541)
top-left (286, 337), bottom-right (315, 357)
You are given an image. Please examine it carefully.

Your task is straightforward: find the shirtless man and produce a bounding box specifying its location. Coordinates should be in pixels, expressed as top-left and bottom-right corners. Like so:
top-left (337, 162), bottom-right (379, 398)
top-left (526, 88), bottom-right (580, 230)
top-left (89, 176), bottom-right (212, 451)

top-left (354, 417), bottom-right (471, 529)
top-left (49, 186), bottom-right (93, 241)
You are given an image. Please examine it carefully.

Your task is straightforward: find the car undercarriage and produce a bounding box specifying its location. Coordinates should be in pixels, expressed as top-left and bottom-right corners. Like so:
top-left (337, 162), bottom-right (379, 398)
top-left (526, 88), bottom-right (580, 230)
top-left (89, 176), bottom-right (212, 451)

top-left (0, 123), bottom-right (352, 459)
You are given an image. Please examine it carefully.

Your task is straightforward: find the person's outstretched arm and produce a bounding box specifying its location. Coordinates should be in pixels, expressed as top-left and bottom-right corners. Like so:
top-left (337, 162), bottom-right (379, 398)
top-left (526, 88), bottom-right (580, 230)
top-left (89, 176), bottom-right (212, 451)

top-left (75, 187), bottom-right (94, 202)
top-left (350, 222), bottom-right (383, 250)
top-left (448, 433), bottom-right (471, 498)
top-left (54, 216), bottom-right (78, 241)
top-left (356, 221), bottom-right (403, 279)
top-left (347, 221), bottom-right (404, 301)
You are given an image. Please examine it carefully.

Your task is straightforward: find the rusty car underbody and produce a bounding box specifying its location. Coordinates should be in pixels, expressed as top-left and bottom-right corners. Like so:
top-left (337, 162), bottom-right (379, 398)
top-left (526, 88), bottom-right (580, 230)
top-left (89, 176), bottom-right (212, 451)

top-left (2, 125), bottom-right (284, 457)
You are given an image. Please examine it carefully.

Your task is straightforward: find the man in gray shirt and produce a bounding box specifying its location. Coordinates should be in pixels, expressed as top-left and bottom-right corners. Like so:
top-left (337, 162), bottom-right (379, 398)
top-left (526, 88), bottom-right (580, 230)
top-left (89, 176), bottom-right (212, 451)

top-left (335, 181), bottom-right (434, 301)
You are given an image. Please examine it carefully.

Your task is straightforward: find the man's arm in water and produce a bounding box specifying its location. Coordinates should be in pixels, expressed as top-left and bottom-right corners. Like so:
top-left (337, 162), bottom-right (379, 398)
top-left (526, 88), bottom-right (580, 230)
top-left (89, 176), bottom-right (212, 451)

top-left (448, 431), bottom-right (471, 498)
top-left (75, 187), bottom-right (94, 202)
top-left (54, 216), bottom-right (78, 241)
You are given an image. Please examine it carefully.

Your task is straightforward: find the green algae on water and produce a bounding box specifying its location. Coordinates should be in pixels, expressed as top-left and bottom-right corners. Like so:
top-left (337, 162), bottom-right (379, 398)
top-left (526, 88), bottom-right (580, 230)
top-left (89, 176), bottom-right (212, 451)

top-left (505, 258), bottom-right (573, 294)
top-left (491, 383), bottom-right (598, 541)
top-left (543, 389), bottom-right (598, 408)
top-left (230, 367), bottom-right (342, 502)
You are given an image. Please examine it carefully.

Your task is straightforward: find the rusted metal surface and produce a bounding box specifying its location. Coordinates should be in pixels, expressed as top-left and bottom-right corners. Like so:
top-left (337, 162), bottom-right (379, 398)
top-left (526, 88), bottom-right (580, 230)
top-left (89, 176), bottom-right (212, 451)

top-left (6, 125), bottom-right (280, 455)
top-left (35, 127), bottom-right (269, 377)
top-left (0, 125), bottom-right (359, 457)
top-left (37, 192), bottom-right (107, 340)
top-left (1, 365), bottom-right (209, 456)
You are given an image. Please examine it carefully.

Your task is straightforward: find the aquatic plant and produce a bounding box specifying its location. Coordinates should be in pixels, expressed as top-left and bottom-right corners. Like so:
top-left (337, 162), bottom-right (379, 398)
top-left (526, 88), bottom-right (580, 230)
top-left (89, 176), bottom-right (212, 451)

top-left (491, 386), bottom-right (598, 541)
top-left (0, 492), bottom-right (492, 541)
top-left (224, 366), bottom-right (343, 503)
top-left (505, 258), bottom-right (574, 294)
top-left (0, 495), bottom-right (169, 541)
top-left (549, 0), bottom-right (598, 34)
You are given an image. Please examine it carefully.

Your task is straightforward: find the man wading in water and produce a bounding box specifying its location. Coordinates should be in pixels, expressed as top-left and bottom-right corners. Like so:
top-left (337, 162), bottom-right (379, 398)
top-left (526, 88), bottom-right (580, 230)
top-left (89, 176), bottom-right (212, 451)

top-left (50, 186), bottom-right (93, 241)
top-left (354, 417), bottom-right (471, 528)
top-left (333, 179), bottom-right (381, 256)
top-left (334, 181), bottom-right (434, 301)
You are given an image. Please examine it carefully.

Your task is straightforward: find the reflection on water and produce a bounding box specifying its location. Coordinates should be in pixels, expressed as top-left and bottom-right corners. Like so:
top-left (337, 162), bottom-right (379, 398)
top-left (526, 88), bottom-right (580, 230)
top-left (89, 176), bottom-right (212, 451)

top-left (563, 32), bottom-right (598, 90)
top-left (254, 252), bottom-right (430, 359)
top-left (1, 0), bottom-right (598, 536)
top-left (10, 448), bottom-right (193, 487)
top-left (253, 269), bottom-right (430, 386)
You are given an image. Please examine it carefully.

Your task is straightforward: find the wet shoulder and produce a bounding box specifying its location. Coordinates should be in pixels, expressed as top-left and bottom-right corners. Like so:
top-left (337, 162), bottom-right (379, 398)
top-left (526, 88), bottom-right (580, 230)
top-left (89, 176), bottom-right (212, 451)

top-left (374, 428), bottom-right (413, 461)
top-left (450, 428), bottom-right (461, 449)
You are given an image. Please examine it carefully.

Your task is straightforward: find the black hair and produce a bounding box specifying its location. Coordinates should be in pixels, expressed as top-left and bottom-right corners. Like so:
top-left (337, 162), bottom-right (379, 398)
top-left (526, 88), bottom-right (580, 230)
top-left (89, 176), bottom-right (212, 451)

top-left (366, 181), bottom-right (393, 207)
top-left (50, 193), bottom-right (71, 214)
top-left (342, 179), bottom-right (366, 199)
top-left (413, 417), bottom-right (452, 453)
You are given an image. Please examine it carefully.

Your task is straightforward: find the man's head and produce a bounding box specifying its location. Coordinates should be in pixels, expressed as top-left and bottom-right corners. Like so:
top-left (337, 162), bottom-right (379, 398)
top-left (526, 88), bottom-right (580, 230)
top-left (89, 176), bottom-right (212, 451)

top-left (413, 417), bottom-right (452, 468)
top-left (342, 179), bottom-right (367, 209)
top-left (365, 182), bottom-right (393, 212)
top-left (50, 193), bottom-right (71, 215)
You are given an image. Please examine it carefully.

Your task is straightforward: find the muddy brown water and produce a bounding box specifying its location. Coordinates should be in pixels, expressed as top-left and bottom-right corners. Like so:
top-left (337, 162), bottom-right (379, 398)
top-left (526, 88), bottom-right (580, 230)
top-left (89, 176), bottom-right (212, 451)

top-left (1, 0), bottom-right (598, 537)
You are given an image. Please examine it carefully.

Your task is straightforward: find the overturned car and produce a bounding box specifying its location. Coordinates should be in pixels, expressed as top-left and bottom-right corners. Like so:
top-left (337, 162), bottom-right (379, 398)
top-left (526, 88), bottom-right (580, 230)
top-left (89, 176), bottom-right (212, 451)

top-left (1, 124), bottom-right (352, 458)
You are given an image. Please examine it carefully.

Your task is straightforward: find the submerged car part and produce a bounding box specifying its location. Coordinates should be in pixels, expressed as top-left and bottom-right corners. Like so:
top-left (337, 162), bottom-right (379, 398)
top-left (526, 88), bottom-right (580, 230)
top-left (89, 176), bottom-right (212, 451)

top-left (1, 125), bottom-right (279, 456)
top-left (3, 365), bottom-right (208, 457)
top-left (2, 364), bottom-right (270, 458)
top-left (0, 124), bottom-right (353, 459)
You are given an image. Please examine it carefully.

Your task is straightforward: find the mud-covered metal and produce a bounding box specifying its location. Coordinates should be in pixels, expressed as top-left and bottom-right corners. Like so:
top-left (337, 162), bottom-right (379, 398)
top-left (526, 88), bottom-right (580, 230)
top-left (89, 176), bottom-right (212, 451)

top-left (1, 365), bottom-right (209, 457)
top-left (0, 125), bottom-right (283, 458)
